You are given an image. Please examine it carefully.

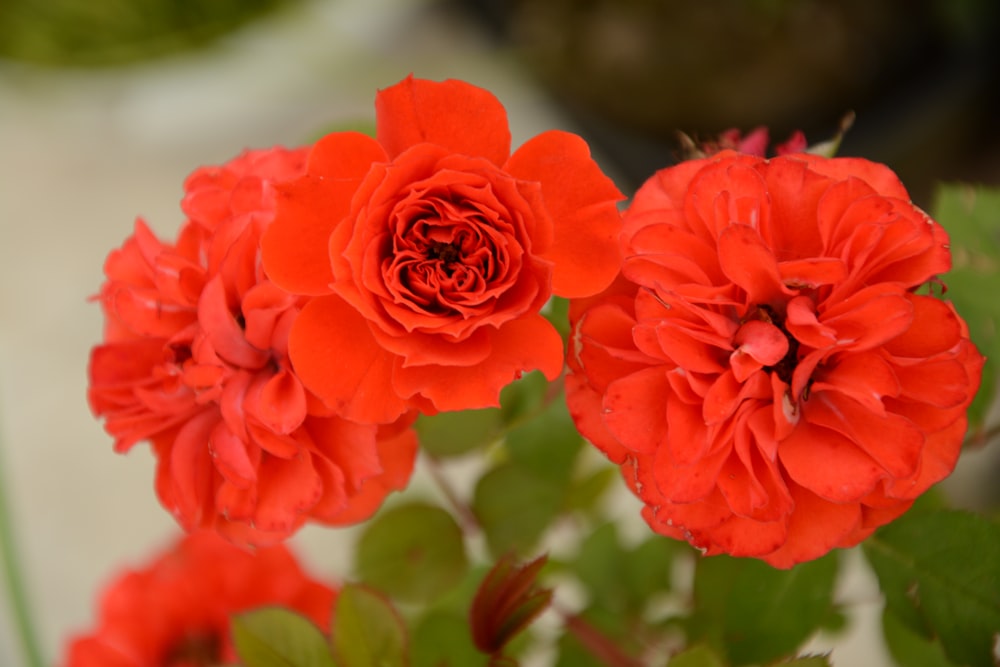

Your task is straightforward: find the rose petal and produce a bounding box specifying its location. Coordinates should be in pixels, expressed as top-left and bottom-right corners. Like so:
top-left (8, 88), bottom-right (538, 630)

top-left (717, 224), bottom-right (793, 306)
top-left (262, 132), bottom-right (387, 296)
top-left (390, 314), bottom-right (564, 411)
top-left (779, 421), bottom-right (885, 501)
top-left (375, 75), bottom-right (511, 164)
top-left (505, 130), bottom-right (624, 297)
top-left (289, 294), bottom-right (410, 423)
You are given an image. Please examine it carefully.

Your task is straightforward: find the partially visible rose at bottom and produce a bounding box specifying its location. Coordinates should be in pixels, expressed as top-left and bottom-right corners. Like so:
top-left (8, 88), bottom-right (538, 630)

top-left (63, 531), bottom-right (336, 667)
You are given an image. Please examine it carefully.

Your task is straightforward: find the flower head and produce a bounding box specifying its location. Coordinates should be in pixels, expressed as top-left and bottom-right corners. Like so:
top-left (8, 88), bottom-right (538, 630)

top-left (88, 147), bottom-right (417, 546)
top-left (567, 150), bottom-right (983, 568)
top-left (63, 531), bottom-right (336, 667)
top-left (262, 75), bottom-right (624, 423)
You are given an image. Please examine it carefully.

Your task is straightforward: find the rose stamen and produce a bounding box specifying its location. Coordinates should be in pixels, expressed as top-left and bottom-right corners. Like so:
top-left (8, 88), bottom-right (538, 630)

top-left (429, 241), bottom-right (461, 264)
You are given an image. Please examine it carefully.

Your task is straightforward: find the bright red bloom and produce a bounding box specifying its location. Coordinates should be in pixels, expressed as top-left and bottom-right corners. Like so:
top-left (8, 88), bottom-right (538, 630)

top-left (567, 150), bottom-right (983, 568)
top-left (63, 531), bottom-right (336, 667)
top-left (261, 76), bottom-right (624, 423)
top-left (88, 147), bottom-right (418, 546)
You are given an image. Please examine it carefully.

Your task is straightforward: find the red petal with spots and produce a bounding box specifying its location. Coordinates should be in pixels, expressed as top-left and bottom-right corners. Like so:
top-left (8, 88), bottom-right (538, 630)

top-left (566, 150), bottom-right (981, 568)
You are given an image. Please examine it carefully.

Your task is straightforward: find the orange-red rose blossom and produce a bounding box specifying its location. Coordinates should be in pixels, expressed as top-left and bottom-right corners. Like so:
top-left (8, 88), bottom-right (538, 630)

top-left (261, 76), bottom-right (624, 423)
top-left (62, 531), bottom-right (336, 667)
top-left (566, 150), bottom-right (983, 568)
top-left (88, 147), bottom-right (417, 547)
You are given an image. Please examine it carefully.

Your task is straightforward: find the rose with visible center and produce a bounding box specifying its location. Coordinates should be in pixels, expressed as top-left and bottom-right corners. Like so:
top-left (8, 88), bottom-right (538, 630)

top-left (262, 75), bottom-right (624, 423)
top-left (567, 150), bottom-right (983, 568)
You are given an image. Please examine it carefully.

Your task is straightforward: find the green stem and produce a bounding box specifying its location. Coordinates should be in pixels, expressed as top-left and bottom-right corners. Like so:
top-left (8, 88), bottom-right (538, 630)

top-left (0, 432), bottom-right (44, 667)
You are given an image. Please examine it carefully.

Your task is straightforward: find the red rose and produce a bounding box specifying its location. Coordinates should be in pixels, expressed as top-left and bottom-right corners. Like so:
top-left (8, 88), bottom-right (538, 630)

top-left (566, 150), bottom-right (983, 568)
top-left (88, 147), bottom-right (417, 546)
top-left (261, 76), bottom-right (624, 423)
top-left (62, 531), bottom-right (336, 667)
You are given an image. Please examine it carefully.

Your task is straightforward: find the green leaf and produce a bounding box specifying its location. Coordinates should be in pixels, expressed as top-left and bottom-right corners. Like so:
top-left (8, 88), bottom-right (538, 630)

top-left (666, 645), bottom-right (726, 667)
top-left (411, 610), bottom-right (488, 667)
top-left (503, 397), bottom-right (582, 485)
top-left (882, 608), bottom-right (958, 667)
top-left (624, 534), bottom-right (677, 607)
top-left (931, 183), bottom-right (1000, 426)
top-left (355, 502), bottom-right (468, 604)
top-left (564, 465), bottom-right (618, 515)
top-left (472, 462), bottom-right (562, 557)
top-left (231, 607), bottom-right (336, 667)
top-left (415, 408), bottom-right (502, 458)
top-left (863, 509), bottom-right (1000, 667)
top-left (544, 296), bottom-right (571, 341)
top-left (574, 523), bottom-right (630, 612)
top-left (689, 553), bottom-right (839, 665)
top-left (499, 371), bottom-right (550, 425)
top-left (331, 584), bottom-right (409, 667)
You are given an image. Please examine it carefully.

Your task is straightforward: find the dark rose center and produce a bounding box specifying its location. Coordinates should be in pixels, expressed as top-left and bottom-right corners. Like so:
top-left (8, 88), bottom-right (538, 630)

top-left (429, 240), bottom-right (461, 266)
top-left (163, 632), bottom-right (222, 667)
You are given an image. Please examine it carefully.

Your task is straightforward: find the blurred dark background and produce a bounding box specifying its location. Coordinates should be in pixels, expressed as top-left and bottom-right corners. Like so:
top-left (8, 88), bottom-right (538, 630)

top-left (454, 0), bottom-right (1000, 205)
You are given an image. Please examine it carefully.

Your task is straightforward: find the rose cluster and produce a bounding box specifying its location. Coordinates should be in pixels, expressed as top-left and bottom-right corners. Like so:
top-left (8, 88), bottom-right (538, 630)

top-left (89, 76), bottom-right (981, 570)
top-left (88, 76), bottom-right (623, 546)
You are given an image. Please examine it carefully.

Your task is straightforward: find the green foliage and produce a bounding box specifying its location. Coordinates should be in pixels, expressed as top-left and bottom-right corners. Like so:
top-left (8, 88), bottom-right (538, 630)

top-left (231, 607), bottom-right (336, 667)
top-left (499, 370), bottom-right (551, 425)
top-left (863, 509), bottom-right (1000, 667)
top-left (544, 296), bottom-right (572, 341)
top-left (554, 606), bottom-right (627, 667)
top-left (931, 183), bottom-right (1000, 427)
top-left (502, 396), bottom-right (583, 484)
top-left (687, 553), bottom-right (839, 666)
top-left (881, 609), bottom-right (957, 667)
top-left (666, 645), bottom-right (726, 667)
top-left (572, 522), bottom-right (675, 615)
top-left (416, 408), bottom-right (503, 458)
top-left (331, 584), bottom-right (409, 667)
top-left (355, 502), bottom-right (468, 604)
top-left (411, 610), bottom-right (488, 667)
top-left (472, 462), bottom-right (563, 557)
top-left (0, 0), bottom-right (294, 66)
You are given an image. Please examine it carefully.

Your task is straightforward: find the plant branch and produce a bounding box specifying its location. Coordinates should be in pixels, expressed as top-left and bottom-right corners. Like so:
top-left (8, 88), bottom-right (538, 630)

top-left (556, 603), bottom-right (644, 667)
top-left (0, 430), bottom-right (45, 667)
top-left (423, 453), bottom-right (481, 533)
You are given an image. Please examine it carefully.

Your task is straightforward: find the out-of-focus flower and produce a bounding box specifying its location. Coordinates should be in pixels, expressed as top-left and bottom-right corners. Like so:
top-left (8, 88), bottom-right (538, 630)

top-left (567, 150), bottom-right (983, 568)
top-left (88, 147), bottom-right (418, 546)
top-left (63, 531), bottom-right (336, 667)
top-left (261, 75), bottom-right (624, 424)
top-left (688, 126), bottom-right (808, 159)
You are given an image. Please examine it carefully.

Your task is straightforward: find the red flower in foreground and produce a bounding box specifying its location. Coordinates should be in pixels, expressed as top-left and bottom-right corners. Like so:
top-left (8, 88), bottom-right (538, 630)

top-left (88, 147), bottom-right (417, 546)
top-left (262, 75), bottom-right (624, 423)
top-left (567, 150), bottom-right (983, 568)
top-left (63, 531), bottom-right (336, 667)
